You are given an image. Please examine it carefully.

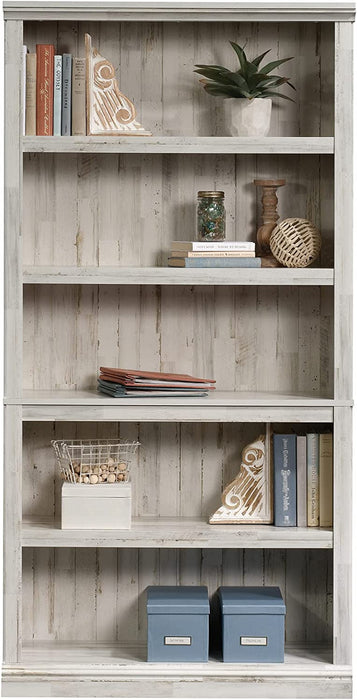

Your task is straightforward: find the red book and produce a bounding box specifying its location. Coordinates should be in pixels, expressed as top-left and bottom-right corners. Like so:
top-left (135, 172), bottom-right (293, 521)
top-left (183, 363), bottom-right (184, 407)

top-left (36, 44), bottom-right (54, 135)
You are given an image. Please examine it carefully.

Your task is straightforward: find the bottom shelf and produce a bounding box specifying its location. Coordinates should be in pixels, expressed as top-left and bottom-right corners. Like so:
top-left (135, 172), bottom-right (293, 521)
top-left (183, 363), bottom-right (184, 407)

top-left (2, 642), bottom-right (352, 698)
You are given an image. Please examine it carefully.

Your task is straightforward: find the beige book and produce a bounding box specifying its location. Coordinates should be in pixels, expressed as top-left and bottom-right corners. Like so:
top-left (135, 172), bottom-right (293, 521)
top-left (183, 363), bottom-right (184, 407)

top-left (25, 53), bottom-right (36, 135)
top-left (319, 433), bottom-right (333, 527)
top-left (72, 57), bottom-right (86, 135)
top-left (170, 251), bottom-right (255, 258)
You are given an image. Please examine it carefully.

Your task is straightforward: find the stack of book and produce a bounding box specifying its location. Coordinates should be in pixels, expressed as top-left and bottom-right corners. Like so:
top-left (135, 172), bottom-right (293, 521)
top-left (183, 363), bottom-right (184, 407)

top-left (98, 367), bottom-right (216, 398)
top-left (168, 241), bottom-right (260, 268)
top-left (273, 432), bottom-right (333, 528)
top-left (24, 44), bottom-right (86, 136)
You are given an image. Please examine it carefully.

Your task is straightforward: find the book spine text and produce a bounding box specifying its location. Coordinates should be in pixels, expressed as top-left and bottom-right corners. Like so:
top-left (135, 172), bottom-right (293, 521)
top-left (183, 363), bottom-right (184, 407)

top-left (53, 55), bottom-right (62, 136)
top-left (273, 434), bottom-right (297, 527)
top-left (36, 44), bottom-right (54, 136)
top-left (307, 433), bottom-right (319, 526)
top-left (61, 53), bottom-right (72, 136)
top-left (72, 57), bottom-right (86, 135)
top-left (319, 433), bottom-right (333, 527)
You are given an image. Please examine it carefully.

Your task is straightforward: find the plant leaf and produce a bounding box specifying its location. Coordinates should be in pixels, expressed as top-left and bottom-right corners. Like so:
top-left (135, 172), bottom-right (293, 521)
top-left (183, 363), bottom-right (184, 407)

top-left (203, 82), bottom-right (251, 98)
top-left (260, 90), bottom-right (295, 102)
top-left (259, 57), bottom-right (294, 75)
top-left (194, 67), bottom-right (236, 84)
top-left (251, 49), bottom-right (271, 67)
top-left (229, 41), bottom-right (248, 76)
top-left (194, 64), bottom-right (230, 72)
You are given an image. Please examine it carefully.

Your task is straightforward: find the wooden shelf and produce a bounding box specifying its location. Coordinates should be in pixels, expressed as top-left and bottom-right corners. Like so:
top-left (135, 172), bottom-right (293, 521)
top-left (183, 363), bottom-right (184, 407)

top-left (22, 135), bottom-right (334, 155)
top-left (23, 266), bottom-right (335, 286)
top-left (21, 516), bottom-right (333, 549)
top-left (9, 640), bottom-right (336, 671)
top-left (8, 390), bottom-right (338, 422)
top-left (3, 641), bottom-right (351, 700)
top-left (4, 1), bottom-right (356, 22)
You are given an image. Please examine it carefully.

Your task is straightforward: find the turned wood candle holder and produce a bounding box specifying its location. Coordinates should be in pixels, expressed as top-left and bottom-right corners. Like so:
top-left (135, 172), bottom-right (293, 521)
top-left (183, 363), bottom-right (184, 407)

top-left (254, 179), bottom-right (286, 267)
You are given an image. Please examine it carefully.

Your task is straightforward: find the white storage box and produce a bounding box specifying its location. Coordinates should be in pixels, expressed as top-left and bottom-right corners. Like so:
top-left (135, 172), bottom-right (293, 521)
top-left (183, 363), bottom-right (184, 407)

top-left (61, 482), bottom-right (132, 529)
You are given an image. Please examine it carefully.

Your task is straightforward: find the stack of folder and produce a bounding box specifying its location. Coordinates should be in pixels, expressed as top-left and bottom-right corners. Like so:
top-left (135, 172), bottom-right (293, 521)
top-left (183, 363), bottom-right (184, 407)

top-left (98, 367), bottom-right (216, 398)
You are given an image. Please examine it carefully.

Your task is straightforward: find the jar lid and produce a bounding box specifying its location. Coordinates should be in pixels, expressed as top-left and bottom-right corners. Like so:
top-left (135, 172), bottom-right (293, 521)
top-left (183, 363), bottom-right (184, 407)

top-left (197, 190), bottom-right (224, 198)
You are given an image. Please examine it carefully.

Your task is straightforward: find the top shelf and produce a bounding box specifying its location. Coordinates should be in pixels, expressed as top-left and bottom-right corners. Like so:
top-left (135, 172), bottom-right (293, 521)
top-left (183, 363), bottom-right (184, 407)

top-left (4, 1), bottom-right (356, 22)
top-left (22, 136), bottom-right (335, 155)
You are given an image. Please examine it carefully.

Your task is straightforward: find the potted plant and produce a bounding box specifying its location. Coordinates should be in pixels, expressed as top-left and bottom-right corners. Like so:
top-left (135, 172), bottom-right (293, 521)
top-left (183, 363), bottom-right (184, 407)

top-left (194, 42), bottom-right (295, 137)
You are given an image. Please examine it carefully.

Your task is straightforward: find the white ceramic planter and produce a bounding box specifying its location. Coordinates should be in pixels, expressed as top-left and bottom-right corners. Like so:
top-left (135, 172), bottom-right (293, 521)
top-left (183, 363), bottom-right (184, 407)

top-left (230, 98), bottom-right (272, 137)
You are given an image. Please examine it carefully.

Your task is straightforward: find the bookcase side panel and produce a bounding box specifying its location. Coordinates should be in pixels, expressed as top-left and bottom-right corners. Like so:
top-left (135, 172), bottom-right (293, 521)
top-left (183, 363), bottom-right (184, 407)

top-left (4, 18), bottom-right (23, 664)
top-left (333, 407), bottom-right (352, 666)
top-left (5, 19), bottom-right (23, 400)
top-left (334, 22), bottom-right (353, 401)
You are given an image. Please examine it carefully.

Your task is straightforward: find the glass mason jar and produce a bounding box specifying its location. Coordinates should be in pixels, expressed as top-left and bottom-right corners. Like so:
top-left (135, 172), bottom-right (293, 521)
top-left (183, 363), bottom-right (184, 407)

top-left (197, 191), bottom-right (226, 241)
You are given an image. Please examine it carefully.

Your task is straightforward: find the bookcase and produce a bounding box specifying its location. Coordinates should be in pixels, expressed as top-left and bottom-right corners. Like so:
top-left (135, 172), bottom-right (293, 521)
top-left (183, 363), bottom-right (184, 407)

top-left (3, 1), bottom-right (353, 697)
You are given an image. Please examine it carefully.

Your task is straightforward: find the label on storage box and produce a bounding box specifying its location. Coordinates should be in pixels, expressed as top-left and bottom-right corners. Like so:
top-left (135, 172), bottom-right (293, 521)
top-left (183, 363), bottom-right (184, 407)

top-left (240, 636), bottom-right (267, 646)
top-left (164, 636), bottom-right (192, 646)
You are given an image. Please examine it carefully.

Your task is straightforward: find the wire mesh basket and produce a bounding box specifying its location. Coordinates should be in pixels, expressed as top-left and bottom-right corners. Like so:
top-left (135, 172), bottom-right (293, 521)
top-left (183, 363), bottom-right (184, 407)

top-left (52, 439), bottom-right (140, 484)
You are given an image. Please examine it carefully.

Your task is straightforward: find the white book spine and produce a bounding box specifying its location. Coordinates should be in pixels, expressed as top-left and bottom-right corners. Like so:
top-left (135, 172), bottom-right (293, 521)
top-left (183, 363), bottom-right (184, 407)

top-left (307, 433), bottom-right (319, 527)
top-left (296, 435), bottom-right (307, 527)
top-left (53, 55), bottom-right (62, 136)
top-left (172, 241), bottom-right (255, 252)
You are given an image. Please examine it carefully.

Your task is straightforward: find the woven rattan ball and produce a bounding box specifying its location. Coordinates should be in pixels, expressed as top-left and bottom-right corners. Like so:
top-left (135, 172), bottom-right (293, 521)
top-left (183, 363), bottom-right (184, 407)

top-left (270, 218), bottom-right (321, 268)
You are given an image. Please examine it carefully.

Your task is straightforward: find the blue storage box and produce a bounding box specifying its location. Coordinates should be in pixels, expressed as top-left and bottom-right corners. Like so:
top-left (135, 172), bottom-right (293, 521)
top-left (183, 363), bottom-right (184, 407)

top-left (147, 586), bottom-right (210, 662)
top-left (218, 586), bottom-right (286, 663)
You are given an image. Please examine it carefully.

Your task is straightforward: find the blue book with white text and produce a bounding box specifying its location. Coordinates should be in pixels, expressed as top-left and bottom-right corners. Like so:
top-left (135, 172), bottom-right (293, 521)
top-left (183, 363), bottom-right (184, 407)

top-left (273, 434), bottom-right (297, 527)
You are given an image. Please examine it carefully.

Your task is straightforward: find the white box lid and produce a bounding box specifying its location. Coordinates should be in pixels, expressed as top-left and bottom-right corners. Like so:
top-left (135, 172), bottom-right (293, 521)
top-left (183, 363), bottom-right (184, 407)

top-left (62, 482), bottom-right (131, 498)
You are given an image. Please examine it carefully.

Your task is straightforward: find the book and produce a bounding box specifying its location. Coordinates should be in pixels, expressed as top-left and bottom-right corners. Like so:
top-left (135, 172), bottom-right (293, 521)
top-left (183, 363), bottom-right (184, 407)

top-left (168, 257), bottom-right (261, 268)
top-left (72, 57), bottom-right (86, 135)
top-left (25, 52), bottom-right (37, 136)
top-left (98, 381), bottom-right (209, 399)
top-left (99, 367), bottom-right (215, 387)
top-left (319, 433), bottom-right (333, 527)
top-left (22, 45), bottom-right (27, 135)
top-left (273, 434), bottom-right (297, 527)
top-left (296, 435), bottom-right (307, 527)
top-left (36, 44), bottom-right (54, 135)
top-left (172, 240), bottom-right (255, 252)
top-left (170, 251), bottom-right (255, 258)
top-left (61, 53), bottom-right (72, 135)
top-left (53, 55), bottom-right (62, 136)
top-left (307, 433), bottom-right (319, 526)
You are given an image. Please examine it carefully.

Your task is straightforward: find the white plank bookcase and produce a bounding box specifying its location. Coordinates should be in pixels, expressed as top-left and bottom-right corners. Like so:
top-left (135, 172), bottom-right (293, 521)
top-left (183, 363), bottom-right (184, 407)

top-left (2, 2), bottom-right (353, 698)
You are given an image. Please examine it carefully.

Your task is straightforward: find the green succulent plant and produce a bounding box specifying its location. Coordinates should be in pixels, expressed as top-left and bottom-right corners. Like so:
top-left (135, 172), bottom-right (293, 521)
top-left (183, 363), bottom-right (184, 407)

top-left (194, 42), bottom-right (295, 101)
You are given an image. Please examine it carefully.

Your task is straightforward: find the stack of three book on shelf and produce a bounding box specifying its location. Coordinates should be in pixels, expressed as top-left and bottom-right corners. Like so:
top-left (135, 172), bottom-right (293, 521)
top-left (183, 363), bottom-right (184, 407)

top-left (274, 432), bottom-right (333, 528)
top-left (168, 240), bottom-right (261, 267)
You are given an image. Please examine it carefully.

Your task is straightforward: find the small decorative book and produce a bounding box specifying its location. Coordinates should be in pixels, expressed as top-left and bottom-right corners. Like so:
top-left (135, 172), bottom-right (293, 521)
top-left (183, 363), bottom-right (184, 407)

top-left (85, 33), bottom-right (151, 136)
top-left (209, 424), bottom-right (273, 524)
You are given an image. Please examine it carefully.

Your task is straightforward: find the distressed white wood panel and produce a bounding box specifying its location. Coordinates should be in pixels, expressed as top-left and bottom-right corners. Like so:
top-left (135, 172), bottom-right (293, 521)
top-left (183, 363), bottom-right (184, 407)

top-left (22, 136), bottom-right (335, 154)
top-left (23, 20), bottom-right (334, 139)
top-left (23, 153), bottom-right (334, 267)
top-left (334, 23), bottom-right (353, 401)
top-left (333, 407), bottom-right (352, 665)
top-left (6, 2), bottom-right (357, 22)
top-left (22, 285), bottom-right (334, 399)
top-left (4, 20), bottom-right (23, 401)
top-left (21, 547), bottom-right (333, 646)
top-left (1, 675), bottom-right (352, 700)
top-left (4, 405), bottom-right (22, 662)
